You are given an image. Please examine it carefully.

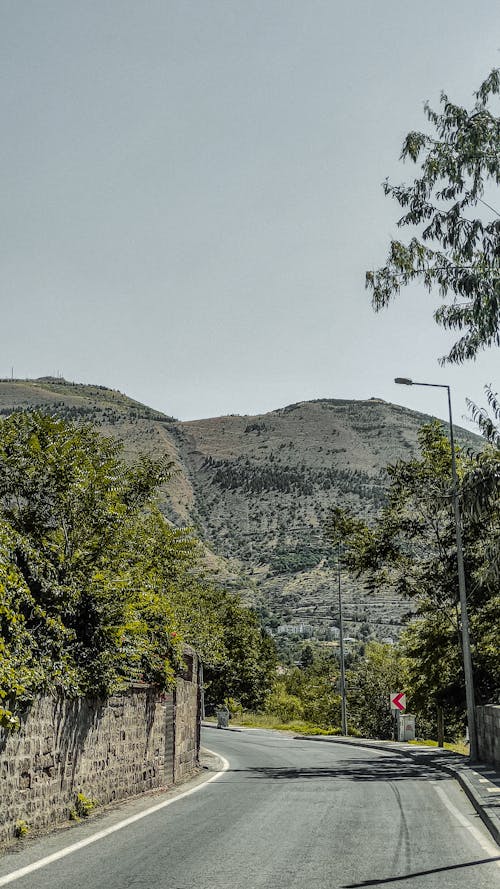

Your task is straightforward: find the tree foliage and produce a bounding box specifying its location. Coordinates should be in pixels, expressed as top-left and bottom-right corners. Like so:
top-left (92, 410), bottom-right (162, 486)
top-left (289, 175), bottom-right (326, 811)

top-left (268, 654), bottom-right (341, 730)
top-left (467, 384), bottom-right (500, 446)
top-left (346, 643), bottom-right (409, 740)
top-left (366, 69), bottom-right (500, 364)
top-left (0, 412), bottom-right (276, 728)
top-left (203, 597), bottom-right (277, 711)
top-left (329, 423), bottom-right (500, 729)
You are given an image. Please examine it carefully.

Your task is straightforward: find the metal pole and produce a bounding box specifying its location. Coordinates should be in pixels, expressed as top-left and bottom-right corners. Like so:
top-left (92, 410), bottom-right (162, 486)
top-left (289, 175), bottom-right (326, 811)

top-left (394, 378), bottom-right (477, 760)
top-left (338, 543), bottom-right (348, 736)
top-left (445, 386), bottom-right (478, 760)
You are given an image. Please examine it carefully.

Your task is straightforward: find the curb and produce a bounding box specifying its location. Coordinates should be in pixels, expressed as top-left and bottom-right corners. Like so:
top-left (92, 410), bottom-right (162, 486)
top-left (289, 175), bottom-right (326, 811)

top-left (201, 721), bottom-right (242, 733)
top-left (296, 735), bottom-right (500, 847)
top-left (199, 747), bottom-right (226, 773)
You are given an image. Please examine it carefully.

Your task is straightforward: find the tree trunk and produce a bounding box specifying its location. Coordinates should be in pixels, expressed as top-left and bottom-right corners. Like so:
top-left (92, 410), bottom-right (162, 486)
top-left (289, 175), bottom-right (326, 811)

top-left (437, 706), bottom-right (444, 748)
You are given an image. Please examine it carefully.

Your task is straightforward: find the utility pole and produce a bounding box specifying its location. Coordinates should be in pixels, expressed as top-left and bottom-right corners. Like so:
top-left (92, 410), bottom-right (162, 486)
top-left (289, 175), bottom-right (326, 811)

top-left (395, 378), bottom-right (477, 760)
top-left (338, 542), bottom-right (348, 736)
top-left (446, 386), bottom-right (477, 760)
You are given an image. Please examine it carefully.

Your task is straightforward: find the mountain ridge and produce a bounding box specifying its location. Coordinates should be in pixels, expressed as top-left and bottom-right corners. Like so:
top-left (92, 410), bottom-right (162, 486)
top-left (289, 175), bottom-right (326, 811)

top-left (0, 379), bottom-right (482, 645)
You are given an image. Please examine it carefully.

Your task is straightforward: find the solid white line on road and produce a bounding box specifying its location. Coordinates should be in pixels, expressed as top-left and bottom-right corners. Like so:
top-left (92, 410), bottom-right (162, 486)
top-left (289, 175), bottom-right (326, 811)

top-left (0, 749), bottom-right (230, 887)
top-left (432, 783), bottom-right (500, 864)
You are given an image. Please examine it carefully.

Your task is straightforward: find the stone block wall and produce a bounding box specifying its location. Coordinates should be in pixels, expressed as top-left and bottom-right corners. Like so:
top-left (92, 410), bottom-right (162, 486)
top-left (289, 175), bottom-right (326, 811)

top-left (174, 651), bottom-right (201, 783)
top-left (0, 655), bottom-right (199, 847)
top-left (476, 705), bottom-right (500, 766)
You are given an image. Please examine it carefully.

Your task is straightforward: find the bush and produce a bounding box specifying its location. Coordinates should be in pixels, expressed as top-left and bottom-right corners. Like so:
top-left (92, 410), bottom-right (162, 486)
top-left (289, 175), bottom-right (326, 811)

top-left (265, 682), bottom-right (304, 722)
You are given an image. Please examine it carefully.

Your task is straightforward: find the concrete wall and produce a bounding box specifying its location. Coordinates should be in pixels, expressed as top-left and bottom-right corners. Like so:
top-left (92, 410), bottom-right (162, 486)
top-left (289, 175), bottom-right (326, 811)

top-left (0, 658), bottom-right (200, 847)
top-left (476, 705), bottom-right (500, 766)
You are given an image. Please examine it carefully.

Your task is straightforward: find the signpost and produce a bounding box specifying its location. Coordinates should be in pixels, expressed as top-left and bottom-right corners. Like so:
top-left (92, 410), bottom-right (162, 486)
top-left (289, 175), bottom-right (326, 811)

top-left (390, 692), bottom-right (406, 742)
top-left (390, 692), bottom-right (406, 712)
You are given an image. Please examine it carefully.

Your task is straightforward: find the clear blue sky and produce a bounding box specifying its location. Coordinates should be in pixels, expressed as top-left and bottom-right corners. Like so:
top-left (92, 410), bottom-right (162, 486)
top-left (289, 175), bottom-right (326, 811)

top-left (1, 1), bottom-right (499, 426)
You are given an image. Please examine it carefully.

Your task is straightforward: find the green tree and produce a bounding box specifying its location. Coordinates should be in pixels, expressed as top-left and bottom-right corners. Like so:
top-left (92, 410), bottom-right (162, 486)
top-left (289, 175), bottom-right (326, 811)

top-left (0, 412), bottom-right (278, 729)
top-left (265, 682), bottom-right (304, 723)
top-left (0, 412), bottom-right (187, 717)
top-left (336, 423), bottom-right (500, 733)
top-left (366, 68), bottom-right (500, 553)
top-left (468, 385), bottom-right (500, 446)
top-left (299, 643), bottom-right (315, 669)
top-left (347, 643), bottom-right (409, 740)
top-left (203, 597), bottom-right (277, 711)
top-left (0, 518), bottom-right (78, 729)
top-left (274, 658), bottom-right (341, 730)
top-left (366, 69), bottom-right (500, 365)
top-left (464, 390), bottom-right (500, 583)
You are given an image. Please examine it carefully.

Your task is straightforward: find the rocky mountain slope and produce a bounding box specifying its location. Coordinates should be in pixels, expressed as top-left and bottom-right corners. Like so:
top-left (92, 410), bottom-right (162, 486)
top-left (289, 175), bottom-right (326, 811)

top-left (0, 378), bottom-right (482, 643)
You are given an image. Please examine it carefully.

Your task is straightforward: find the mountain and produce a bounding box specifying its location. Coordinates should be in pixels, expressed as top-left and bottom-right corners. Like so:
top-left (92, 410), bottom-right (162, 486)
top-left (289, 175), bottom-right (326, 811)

top-left (0, 379), bottom-right (482, 644)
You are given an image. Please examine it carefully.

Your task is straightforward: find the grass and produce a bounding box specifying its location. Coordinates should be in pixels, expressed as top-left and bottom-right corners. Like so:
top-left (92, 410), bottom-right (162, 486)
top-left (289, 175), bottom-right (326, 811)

top-left (407, 738), bottom-right (470, 755)
top-left (207, 712), bottom-right (343, 735)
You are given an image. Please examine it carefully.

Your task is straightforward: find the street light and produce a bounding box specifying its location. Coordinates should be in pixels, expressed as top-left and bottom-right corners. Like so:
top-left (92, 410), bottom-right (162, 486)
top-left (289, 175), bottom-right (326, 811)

top-left (395, 377), bottom-right (477, 760)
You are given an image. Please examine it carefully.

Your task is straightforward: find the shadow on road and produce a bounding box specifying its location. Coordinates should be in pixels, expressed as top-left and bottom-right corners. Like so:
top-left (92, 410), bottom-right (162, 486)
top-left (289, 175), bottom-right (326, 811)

top-left (342, 856), bottom-right (500, 886)
top-left (227, 756), bottom-right (450, 783)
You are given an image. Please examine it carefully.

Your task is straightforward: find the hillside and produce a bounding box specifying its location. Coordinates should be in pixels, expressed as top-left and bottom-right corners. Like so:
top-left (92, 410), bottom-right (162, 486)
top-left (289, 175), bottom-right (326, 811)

top-left (0, 379), bottom-right (482, 644)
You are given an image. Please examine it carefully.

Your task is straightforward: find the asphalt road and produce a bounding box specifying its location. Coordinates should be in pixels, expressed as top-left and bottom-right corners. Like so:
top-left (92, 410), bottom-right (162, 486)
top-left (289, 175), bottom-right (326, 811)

top-left (0, 727), bottom-right (499, 889)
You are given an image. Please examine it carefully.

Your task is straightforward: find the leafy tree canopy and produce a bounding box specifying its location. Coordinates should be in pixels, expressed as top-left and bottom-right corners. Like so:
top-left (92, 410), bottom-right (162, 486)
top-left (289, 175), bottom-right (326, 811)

top-left (203, 596), bottom-right (277, 712)
top-left (347, 643), bottom-right (409, 740)
top-left (0, 412), bottom-right (276, 729)
top-left (327, 423), bottom-right (500, 727)
top-left (467, 385), bottom-right (500, 446)
top-left (366, 69), bottom-right (500, 365)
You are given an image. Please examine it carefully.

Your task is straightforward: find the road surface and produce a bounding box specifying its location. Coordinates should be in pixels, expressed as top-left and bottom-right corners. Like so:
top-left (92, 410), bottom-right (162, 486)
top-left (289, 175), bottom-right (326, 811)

top-left (0, 727), bottom-right (498, 888)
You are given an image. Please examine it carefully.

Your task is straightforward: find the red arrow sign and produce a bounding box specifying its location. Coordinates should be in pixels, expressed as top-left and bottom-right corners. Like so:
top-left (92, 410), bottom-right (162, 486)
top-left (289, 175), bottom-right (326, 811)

top-left (390, 692), bottom-right (406, 711)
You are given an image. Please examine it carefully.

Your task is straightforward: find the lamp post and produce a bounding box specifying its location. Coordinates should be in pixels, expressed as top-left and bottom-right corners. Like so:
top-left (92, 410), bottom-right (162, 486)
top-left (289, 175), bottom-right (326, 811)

top-left (394, 378), bottom-right (477, 760)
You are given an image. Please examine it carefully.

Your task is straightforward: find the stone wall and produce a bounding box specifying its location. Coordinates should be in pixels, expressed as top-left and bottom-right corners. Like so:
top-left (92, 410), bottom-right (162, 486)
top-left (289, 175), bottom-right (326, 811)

top-left (174, 651), bottom-right (201, 782)
top-left (476, 705), bottom-right (500, 766)
top-left (0, 657), bottom-right (199, 846)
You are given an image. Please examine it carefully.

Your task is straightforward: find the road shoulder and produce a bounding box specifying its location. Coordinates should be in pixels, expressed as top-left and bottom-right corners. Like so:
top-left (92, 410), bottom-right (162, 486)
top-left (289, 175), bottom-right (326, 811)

top-left (0, 747), bottom-right (225, 876)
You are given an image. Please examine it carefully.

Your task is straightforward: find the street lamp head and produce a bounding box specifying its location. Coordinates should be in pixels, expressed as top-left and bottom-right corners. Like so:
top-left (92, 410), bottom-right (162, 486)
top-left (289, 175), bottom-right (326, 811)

top-left (394, 377), bottom-right (414, 385)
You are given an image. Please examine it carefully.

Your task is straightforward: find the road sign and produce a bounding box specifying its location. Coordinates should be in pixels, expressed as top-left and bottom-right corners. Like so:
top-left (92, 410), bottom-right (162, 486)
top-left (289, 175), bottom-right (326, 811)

top-left (390, 692), bottom-right (406, 711)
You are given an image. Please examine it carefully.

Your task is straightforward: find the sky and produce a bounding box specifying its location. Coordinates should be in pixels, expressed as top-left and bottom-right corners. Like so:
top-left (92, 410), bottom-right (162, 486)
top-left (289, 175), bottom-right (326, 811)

top-left (1, 1), bottom-right (499, 428)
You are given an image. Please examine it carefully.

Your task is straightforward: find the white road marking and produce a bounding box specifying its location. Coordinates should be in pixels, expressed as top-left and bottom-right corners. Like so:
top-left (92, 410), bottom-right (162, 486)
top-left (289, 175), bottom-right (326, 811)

top-left (486, 787), bottom-right (500, 793)
top-left (0, 749), bottom-right (229, 887)
top-left (432, 784), bottom-right (500, 864)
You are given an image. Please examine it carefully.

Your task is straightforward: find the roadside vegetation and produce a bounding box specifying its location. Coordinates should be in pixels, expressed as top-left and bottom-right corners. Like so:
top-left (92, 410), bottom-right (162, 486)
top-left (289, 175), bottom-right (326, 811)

top-left (325, 423), bottom-right (500, 740)
top-left (332, 66), bottom-right (500, 744)
top-left (0, 411), bottom-right (276, 730)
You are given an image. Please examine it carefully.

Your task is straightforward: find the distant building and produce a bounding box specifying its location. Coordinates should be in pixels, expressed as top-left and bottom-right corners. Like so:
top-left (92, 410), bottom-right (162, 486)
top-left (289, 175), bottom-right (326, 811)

top-left (276, 624), bottom-right (308, 635)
